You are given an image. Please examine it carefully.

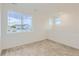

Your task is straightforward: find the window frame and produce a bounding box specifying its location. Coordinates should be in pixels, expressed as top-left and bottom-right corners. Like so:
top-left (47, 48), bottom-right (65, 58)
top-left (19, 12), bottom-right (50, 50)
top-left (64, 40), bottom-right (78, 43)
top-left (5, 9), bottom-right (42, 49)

top-left (7, 11), bottom-right (32, 33)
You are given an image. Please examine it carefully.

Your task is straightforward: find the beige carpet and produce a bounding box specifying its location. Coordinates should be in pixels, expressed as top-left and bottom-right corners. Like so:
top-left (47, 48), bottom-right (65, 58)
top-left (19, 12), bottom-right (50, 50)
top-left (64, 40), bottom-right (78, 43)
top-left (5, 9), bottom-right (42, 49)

top-left (1, 39), bottom-right (79, 56)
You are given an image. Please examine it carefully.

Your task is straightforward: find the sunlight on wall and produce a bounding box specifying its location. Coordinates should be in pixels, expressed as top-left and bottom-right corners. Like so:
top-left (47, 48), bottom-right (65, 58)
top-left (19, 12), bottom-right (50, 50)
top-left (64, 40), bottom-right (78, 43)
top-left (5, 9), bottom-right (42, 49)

top-left (48, 13), bottom-right (70, 32)
top-left (60, 13), bottom-right (70, 25)
top-left (48, 16), bottom-right (62, 31)
top-left (55, 17), bottom-right (62, 25)
top-left (48, 18), bottom-right (53, 31)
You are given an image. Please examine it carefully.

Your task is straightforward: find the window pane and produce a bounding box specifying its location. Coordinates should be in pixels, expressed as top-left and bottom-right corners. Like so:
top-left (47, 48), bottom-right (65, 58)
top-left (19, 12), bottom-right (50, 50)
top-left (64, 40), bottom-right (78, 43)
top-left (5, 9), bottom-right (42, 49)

top-left (22, 16), bottom-right (32, 32)
top-left (8, 11), bottom-right (21, 32)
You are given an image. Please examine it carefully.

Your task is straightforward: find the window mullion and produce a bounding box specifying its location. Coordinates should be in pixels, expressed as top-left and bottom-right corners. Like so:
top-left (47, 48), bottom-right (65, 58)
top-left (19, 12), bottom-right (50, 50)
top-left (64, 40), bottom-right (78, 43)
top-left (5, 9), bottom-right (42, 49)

top-left (21, 16), bottom-right (23, 32)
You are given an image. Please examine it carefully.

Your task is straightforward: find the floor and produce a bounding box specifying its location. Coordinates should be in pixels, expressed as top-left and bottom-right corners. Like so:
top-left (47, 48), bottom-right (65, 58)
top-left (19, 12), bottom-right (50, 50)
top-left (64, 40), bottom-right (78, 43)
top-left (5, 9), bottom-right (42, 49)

top-left (1, 39), bottom-right (79, 56)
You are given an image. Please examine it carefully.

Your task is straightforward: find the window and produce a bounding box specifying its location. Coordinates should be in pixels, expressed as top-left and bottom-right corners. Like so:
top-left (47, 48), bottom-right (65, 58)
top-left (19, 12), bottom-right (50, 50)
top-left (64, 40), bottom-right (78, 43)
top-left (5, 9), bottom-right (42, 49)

top-left (8, 11), bottom-right (32, 32)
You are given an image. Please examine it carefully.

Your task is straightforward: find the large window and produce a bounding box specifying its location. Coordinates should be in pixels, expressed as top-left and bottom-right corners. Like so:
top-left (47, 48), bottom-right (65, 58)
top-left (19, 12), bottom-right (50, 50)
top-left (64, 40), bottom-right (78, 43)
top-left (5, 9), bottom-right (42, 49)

top-left (8, 11), bottom-right (32, 32)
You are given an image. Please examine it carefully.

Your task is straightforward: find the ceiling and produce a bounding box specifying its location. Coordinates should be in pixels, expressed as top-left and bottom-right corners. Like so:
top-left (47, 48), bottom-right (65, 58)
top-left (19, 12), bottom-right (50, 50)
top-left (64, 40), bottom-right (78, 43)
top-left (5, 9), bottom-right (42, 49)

top-left (15, 3), bottom-right (79, 8)
top-left (14, 3), bottom-right (79, 12)
top-left (10, 3), bottom-right (79, 17)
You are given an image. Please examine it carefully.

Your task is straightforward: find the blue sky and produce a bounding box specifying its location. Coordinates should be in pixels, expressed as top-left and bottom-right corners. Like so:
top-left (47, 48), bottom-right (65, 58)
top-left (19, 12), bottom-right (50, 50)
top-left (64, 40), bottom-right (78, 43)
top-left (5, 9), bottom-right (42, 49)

top-left (8, 11), bottom-right (32, 26)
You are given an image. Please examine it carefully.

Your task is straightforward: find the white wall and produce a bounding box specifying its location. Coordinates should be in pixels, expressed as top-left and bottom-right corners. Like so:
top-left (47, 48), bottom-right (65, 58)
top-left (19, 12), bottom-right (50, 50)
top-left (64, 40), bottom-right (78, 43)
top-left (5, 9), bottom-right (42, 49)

top-left (0, 4), bottom-right (1, 55)
top-left (1, 4), bottom-right (48, 49)
top-left (48, 6), bottom-right (79, 49)
top-left (1, 4), bottom-right (79, 49)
